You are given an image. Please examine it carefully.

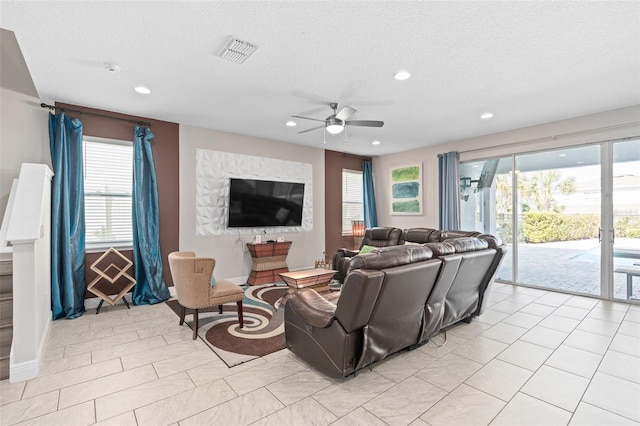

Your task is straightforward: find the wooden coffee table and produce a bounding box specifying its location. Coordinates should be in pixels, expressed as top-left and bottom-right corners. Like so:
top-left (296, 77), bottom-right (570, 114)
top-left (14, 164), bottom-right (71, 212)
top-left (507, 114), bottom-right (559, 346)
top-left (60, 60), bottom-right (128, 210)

top-left (279, 268), bottom-right (337, 296)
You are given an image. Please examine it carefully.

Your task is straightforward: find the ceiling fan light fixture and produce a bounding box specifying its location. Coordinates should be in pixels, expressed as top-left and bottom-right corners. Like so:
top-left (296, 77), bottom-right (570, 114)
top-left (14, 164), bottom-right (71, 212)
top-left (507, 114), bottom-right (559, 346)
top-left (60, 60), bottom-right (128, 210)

top-left (325, 118), bottom-right (344, 134)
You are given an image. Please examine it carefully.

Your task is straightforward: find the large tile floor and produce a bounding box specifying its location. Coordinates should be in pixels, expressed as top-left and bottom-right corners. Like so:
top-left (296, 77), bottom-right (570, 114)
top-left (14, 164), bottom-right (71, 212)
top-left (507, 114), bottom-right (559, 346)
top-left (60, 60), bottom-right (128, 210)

top-left (1, 283), bottom-right (640, 425)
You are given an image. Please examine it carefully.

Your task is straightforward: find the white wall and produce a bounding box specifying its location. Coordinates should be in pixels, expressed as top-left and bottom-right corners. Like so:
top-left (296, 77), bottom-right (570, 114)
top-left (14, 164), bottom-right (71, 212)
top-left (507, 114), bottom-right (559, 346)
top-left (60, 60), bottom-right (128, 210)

top-left (179, 125), bottom-right (326, 281)
top-left (374, 105), bottom-right (640, 229)
top-left (0, 87), bottom-right (50, 222)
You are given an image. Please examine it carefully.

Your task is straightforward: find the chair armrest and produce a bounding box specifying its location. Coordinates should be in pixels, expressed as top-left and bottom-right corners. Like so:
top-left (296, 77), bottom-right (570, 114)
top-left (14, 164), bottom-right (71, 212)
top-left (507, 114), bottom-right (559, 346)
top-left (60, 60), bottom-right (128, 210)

top-left (338, 248), bottom-right (359, 257)
top-left (332, 249), bottom-right (358, 283)
top-left (287, 289), bottom-right (337, 328)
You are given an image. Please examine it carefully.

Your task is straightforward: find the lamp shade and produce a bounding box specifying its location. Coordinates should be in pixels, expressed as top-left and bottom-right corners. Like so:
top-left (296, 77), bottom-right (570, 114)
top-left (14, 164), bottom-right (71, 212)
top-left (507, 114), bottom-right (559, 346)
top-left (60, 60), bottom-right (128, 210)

top-left (351, 220), bottom-right (365, 237)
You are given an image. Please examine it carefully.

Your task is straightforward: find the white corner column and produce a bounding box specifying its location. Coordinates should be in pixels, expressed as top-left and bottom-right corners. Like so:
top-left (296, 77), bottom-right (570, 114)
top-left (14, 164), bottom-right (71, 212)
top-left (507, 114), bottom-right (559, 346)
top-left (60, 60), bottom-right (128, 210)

top-left (6, 163), bottom-right (53, 382)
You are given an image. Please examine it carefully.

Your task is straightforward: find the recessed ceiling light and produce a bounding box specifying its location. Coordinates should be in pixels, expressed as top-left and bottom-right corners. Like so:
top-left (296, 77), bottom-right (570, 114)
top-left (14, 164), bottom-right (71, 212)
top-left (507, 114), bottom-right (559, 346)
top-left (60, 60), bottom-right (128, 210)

top-left (480, 112), bottom-right (494, 119)
top-left (393, 71), bottom-right (411, 81)
top-left (285, 120), bottom-right (297, 127)
top-left (104, 62), bottom-right (120, 73)
top-left (576, 161), bottom-right (585, 164)
top-left (134, 86), bottom-right (151, 95)
top-left (372, 140), bottom-right (381, 145)
top-left (558, 153), bottom-right (567, 157)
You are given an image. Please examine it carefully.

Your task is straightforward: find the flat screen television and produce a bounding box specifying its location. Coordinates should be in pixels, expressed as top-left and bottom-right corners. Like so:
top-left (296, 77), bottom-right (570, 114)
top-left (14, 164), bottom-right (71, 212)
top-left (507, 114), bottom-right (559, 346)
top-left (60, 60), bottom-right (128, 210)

top-left (476, 159), bottom-right (499, 191)
top-left (227, 178), bottom-right (305, 227)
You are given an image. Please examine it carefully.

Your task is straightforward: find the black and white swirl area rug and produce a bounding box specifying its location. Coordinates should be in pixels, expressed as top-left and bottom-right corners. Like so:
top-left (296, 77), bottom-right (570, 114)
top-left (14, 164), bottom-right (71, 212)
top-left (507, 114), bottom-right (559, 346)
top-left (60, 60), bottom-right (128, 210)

top-left (166, 284), bottom-right (288, 367)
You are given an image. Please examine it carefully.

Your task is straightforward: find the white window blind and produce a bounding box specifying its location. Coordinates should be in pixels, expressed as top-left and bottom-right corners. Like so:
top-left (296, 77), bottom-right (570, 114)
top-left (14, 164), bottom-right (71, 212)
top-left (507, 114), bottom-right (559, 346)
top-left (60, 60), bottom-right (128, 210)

top-left (83, 139), bottom-right (133, 248)
top-left (342, 169), bottom-right (364, 234)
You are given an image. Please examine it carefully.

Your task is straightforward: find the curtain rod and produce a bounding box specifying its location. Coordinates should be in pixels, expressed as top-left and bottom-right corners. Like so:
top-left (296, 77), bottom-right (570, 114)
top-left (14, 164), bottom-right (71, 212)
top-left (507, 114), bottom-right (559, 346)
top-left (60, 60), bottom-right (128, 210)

top-left (41, 103), bottom-right (152, 127)
top-left (459, 121), bottom-right (639, 155)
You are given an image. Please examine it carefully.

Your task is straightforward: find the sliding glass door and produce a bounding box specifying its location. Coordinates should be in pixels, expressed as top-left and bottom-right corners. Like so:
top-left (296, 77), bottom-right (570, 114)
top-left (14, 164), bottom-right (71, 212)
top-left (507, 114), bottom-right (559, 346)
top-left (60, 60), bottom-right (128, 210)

top-left (515, 145), bottom-right (601, 296)
top-left (611, 139), bottom-right (640, 300)
top-left (459, 157), bottom-right (513, 282)
top-left (459, 137), bottom-right (640, 301)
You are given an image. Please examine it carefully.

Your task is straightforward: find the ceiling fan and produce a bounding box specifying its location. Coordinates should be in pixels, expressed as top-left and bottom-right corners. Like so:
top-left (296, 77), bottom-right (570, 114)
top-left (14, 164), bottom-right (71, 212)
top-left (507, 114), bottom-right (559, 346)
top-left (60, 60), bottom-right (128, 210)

top-left (292, 103), bottom-right (384, 139)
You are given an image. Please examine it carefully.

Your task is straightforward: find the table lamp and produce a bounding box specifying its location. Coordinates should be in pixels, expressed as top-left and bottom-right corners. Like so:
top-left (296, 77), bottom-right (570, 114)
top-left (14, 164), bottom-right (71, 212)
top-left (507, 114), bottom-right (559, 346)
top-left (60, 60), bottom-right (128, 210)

top-left (351, 220), bottom-right (365, 249)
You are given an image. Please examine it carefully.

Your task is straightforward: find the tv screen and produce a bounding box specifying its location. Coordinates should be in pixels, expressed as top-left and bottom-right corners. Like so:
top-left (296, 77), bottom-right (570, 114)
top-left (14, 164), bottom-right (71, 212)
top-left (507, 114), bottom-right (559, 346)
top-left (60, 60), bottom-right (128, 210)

top-left (476, 159), bottom-right (499, 191)
top-left (228, 178), bottom-right (305, 227)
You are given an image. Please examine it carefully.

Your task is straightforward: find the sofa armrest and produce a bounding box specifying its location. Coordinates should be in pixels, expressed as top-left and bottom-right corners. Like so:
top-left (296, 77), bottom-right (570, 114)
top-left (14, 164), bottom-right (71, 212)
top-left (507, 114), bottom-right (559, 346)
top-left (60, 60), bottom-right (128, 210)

top-left (287, 289), bottom-right (338, 328)
top-left (337, 248), bottom-right (359, 257)
top-left (332, 249), bottom-right (359, 283)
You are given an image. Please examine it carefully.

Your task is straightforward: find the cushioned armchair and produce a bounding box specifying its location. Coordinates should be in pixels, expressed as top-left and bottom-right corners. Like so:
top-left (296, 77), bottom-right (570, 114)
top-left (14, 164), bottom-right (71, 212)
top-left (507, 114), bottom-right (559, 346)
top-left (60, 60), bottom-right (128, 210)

top-left (168, 251), bottom-right (244, 340)
top-left (331, 227), bottom-right (404, 282)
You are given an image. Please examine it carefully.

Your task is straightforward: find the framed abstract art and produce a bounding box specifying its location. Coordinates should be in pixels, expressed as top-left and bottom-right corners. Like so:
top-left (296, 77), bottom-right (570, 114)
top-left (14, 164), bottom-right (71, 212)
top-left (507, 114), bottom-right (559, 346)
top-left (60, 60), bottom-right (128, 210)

top-left (390, 163), bottom-right (423, 215)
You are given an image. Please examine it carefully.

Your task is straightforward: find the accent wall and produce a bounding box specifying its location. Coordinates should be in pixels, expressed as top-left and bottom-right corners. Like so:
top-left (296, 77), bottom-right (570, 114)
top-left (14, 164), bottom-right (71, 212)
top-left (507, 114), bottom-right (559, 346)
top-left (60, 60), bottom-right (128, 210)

top-left (179, 125), bottom-right (325, 282)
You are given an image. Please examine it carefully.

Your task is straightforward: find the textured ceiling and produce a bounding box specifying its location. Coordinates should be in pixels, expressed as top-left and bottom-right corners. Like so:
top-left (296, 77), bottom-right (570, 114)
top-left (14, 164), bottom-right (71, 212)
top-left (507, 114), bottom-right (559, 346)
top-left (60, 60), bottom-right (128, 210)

top-left (1, 1), bottom-right (639, 156)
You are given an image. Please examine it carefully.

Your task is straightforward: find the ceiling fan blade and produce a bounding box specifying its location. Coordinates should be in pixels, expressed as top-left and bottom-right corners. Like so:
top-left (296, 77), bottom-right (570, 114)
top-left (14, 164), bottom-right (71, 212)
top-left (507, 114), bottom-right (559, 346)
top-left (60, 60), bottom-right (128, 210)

top-left (291, 115), bottom-right (325, 123)
top-left (335, 105), bottom-right (357, 121)
top-left (345, 120), bottom-right (384, 127)
top-left (298, 125), bottom-right (325, 134)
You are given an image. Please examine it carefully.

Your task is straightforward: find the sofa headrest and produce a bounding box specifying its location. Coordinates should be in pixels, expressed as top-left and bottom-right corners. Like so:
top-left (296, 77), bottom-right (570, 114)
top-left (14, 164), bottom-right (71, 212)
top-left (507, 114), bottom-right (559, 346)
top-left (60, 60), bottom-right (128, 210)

top-left (348, 245), bottom-right (433, 272)
top-left (443, 237), bottom-right (489, 253)
top-left (439, 230), bottom-right (483, 240)
top-left (424, 242), bottom-right (456, 256)
top-left (477, 233), bottom-right (503, 249)
top-left (403, 228), bottom-right (442, 244)
top-left (364, 227), bottom-right (404, 245)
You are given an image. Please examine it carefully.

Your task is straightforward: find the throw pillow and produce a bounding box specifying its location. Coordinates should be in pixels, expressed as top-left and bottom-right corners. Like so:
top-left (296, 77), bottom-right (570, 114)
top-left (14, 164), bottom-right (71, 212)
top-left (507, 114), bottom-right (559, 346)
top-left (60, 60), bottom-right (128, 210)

top-left (211, 275), bottom-right (216, 287)
top-left (359, 245), bottom-right (376, 254)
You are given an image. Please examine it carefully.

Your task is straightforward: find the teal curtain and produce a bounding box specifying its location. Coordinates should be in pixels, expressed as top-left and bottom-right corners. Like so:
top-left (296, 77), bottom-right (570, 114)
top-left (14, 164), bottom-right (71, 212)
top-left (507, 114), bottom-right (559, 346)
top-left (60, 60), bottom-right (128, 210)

top-left (438, 151), bottom-right (460, 230)
top-left (49, 112), bottom-right (86, 319)
top-left (131, 127), bottom-right (170, 305)
top-left (362, 160), bottom-right (378, 228)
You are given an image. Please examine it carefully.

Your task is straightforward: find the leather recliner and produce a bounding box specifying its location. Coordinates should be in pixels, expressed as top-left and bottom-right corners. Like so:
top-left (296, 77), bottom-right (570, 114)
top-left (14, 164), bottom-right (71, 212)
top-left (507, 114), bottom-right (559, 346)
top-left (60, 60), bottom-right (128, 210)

top-left (331, 226), bottom-right (404, 282)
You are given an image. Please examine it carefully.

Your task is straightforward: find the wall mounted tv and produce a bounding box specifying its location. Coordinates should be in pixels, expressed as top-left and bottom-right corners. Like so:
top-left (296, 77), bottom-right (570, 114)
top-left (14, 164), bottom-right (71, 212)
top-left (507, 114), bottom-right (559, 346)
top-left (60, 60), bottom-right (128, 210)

top-left (227, 178), bottom-right (305, 228)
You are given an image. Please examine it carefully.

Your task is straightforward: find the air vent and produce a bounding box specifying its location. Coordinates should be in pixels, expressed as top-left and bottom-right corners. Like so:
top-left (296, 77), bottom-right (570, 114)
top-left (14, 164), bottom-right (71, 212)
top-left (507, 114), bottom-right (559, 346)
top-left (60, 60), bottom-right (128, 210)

top-left (218, 38), bottom-right (259, 64)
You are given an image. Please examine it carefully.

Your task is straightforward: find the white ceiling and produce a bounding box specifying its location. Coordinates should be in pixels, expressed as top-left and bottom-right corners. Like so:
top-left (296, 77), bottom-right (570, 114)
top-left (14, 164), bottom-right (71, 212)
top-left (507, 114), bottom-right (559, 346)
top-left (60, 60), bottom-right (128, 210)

top-left (1, 1), bottom-right (639, 156)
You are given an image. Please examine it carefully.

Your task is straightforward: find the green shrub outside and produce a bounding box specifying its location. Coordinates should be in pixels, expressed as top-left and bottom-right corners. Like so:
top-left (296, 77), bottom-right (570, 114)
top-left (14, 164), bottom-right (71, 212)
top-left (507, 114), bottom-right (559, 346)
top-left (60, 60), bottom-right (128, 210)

top-left (523, 212), bottom-right (598, 243)
top-left (521, 212), bottom-right (640, 243)
top-left (615, 215), bottom-right (640, 238)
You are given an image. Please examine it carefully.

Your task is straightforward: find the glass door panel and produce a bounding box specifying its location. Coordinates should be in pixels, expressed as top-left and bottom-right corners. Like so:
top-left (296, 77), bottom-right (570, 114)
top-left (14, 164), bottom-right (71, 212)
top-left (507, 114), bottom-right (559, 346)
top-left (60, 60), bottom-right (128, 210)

top-left (515, 145), bottom-right (601, 295)
top-left (612, 138), bottom-right (640, 300)
top-left (459, 157), bottom-right (513, 282)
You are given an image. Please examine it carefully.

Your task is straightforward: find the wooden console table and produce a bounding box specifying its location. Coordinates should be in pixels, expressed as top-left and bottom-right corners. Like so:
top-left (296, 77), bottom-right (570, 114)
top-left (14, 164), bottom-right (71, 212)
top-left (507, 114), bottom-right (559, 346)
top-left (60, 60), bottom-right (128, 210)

top-left (246, 241), bottom-right (292, 285)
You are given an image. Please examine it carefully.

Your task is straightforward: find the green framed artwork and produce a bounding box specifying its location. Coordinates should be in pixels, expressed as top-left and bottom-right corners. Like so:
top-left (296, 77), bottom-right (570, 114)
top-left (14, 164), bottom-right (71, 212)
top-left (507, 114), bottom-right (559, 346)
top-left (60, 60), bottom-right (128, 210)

top-left (390, 163), bottom-right (423, 215)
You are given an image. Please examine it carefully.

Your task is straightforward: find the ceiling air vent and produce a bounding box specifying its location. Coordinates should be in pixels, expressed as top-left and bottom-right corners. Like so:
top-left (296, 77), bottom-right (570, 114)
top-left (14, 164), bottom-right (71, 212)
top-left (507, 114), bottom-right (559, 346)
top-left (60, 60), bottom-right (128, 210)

top-left (218, 38), bottom-right (259, 64)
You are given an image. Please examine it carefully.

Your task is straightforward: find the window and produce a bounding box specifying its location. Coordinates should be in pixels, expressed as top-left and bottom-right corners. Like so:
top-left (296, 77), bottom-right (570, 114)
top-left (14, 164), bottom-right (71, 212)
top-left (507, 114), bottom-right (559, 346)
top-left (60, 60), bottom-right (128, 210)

top-left (342, 169), bottom-right (364, 234)
top-left (83, 138), bottom-right (133, 248)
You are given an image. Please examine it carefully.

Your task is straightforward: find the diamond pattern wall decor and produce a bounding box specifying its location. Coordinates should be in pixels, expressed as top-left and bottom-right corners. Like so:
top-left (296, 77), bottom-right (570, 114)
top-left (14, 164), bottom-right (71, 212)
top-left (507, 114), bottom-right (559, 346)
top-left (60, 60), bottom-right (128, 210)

top-left (87, 247), bottom-right (136, 313)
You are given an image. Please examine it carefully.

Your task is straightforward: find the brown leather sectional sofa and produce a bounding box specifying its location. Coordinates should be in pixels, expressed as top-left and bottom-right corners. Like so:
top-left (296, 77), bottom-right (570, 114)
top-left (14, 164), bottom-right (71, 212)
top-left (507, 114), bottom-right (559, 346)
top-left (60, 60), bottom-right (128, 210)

top-left (331, 227), bottom-right (489, 283)
top-left (285, 230), bottom-right (506, 378)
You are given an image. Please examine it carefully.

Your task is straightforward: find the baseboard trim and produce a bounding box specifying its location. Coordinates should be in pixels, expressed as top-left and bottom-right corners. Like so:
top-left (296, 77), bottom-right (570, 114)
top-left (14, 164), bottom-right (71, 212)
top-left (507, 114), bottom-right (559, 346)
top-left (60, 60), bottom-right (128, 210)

top-left (10, 316), bottom-right (51, 383)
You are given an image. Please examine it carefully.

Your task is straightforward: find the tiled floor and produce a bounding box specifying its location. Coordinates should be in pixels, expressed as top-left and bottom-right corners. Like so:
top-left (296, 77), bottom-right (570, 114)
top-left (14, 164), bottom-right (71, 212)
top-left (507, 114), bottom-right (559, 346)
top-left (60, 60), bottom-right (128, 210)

top-left (1, 283), bottom-right (640, 425)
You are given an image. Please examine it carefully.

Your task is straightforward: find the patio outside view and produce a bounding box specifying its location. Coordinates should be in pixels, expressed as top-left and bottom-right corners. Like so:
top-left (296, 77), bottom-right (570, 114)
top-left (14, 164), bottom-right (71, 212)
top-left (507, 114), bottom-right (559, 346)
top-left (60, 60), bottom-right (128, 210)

top-left (460, 139), bottom-right (640, 301)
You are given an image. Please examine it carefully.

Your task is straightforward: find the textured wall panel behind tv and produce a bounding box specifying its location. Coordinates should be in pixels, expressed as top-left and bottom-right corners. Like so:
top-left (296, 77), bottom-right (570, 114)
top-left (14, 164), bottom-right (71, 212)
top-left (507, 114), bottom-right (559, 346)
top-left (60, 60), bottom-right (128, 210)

top-left (195, 148), bottom-right (313, 235)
